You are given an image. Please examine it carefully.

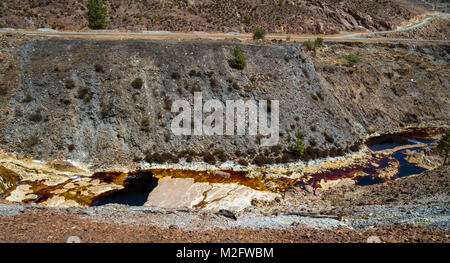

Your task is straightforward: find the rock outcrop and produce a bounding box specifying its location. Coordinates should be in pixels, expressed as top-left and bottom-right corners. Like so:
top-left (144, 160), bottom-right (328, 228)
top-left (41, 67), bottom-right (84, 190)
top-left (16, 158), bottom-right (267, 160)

top-left (144, 177), bottom-right (280, 211)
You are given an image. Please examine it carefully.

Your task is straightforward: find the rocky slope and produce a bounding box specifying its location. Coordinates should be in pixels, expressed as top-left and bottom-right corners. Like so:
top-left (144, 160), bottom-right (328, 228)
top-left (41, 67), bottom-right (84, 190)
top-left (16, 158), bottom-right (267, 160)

top-left (368, 17), bottom-right (450, 40)
top-left (0, 34), bottom-right (448, 169)
top-left (0, 0), bottom-right (426, 34)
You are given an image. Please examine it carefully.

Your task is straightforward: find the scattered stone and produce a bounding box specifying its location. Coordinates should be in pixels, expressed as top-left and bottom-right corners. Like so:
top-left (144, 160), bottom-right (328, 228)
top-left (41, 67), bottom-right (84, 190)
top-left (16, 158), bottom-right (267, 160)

top-left (304, 185), bottom-right (314, 194)
top-left (217, 209), bottom-right (237, 220)
top-left (213, 171), bottom-right (230, 178)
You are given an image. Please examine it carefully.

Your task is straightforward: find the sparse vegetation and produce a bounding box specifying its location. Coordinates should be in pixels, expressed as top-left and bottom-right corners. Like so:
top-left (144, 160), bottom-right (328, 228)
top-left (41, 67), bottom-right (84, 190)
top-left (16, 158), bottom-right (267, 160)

top-left (65, 79), bottom-right (75, 89)
top-left (131, 78), bottom-right (143, 89)
top-left (94, 63), bottom-right (104, 73)
top-left (237, 158), bottom-right (249, 166)
top-left (145, 152), bottom-right (179, 163)
top-left (171, 72), bottom-right (180, 80)
top-left (141, 116), bottom-right (150, 132)
top-left (77, 87), bottom-right (92, 103)
top-left (230, 46), bottom-right (246, 70)
top-left (22, 92), bottom-right (33, 103)
top-left (292, 131), bottom-right (305, 157)
top-left (305, 40), bottom-right (316, 51)
top-left (87, 0), bottom-right (108, 30)
top-left (100, 102), bottom-right (113, 118)
top-left (437, 130), bottom-right (450, 165)
top-left (203, 152), bottom-right (217, 165)
top-left (253, 28), bottom-right (266, 40)
top-left (164, 97), bottom-right (173, 110)
top-left (323, 131), bottom-right (335, 143)
top-left (26, 136), bottom-right (41, 148)
top-left (29, 109), bottom-right (42, 122)
top-left (253, 155), bottom-right (273, 165)
top-left (0, 84), bottom-right (7, 96)
top-left (315, 37), bottom-right (324, 47)
top-left (188, 68), bottom-right (201, 77)
top-left (304, 37), bottom-right (324, 51)
top-left (345, 54), bottom-right (360, 64)
top-left (68, 144), bottom-right (75, 152)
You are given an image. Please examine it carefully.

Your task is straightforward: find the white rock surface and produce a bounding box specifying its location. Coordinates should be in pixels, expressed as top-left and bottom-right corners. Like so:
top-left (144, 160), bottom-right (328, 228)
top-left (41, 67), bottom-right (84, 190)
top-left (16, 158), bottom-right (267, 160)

top-left (144, 177), bottom-right (280, 211)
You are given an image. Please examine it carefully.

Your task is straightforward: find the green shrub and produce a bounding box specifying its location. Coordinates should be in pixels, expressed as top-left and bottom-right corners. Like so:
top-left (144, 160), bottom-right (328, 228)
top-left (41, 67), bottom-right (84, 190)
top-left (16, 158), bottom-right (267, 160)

top-left (87, 0), bottom-right (108, 30)
top-left (141, 117), bottom-right (150, 131)
top-left (344, 54), bottom-right (360, 64)
top-left (305, 40), bottom-right (315, 51)
top-left (253, 28), bottom-right (266, 40)
top-left (230, 46), bottom-right (246, 70)
top-left (438, 130), bottom-right (450, 165)
top-left (305, 37), bottom-right (324, 51)
top-left (278, 0), bottom-right (284, 6)
top-left (292, 131), bottom-right (305, 157)
top-left (315, 37), bottom-right (324, 47)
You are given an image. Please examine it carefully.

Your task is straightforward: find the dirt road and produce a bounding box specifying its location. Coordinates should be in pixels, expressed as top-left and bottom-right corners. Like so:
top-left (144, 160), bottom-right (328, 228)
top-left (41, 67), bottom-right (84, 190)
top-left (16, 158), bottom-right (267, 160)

top-left (1, 13), bottom-right (448, 43)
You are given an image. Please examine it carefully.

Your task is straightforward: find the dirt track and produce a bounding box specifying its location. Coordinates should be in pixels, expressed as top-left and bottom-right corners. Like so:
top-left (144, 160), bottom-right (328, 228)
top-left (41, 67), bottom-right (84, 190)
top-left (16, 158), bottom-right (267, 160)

top-left (1, 13), bottom-right (448, 43)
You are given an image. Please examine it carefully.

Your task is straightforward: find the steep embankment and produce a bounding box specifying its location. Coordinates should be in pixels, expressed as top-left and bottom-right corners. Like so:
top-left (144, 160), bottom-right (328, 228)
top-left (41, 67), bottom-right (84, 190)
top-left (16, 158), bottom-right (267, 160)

top-left (0, 0), bottom-right (426, 34)
top-left (0, 34), bottom-right (448, 169)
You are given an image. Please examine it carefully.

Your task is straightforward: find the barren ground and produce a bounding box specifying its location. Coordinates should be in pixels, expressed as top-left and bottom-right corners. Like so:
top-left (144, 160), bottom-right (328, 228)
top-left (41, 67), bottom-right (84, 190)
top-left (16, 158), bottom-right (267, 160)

top-left (1, 166), bottom-right (448, 243)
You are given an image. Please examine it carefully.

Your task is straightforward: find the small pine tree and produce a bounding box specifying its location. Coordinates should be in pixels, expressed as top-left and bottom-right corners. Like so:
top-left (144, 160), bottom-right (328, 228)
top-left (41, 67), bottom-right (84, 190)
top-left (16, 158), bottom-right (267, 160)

top-left (230, 46), bottom-right (246, 70)
top-left (87, 0), bottom-right (108, 29)
top-left (438, 130), bottom-right (450, 165)
top-left (344, 54), bottom-right (360, 64)
top-left (292, 131), bottom-right (305, 157)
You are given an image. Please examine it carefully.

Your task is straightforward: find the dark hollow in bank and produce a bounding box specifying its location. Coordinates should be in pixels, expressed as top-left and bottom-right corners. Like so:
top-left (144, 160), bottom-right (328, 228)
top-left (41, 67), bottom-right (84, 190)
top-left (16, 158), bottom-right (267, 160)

top-left (91, 171), bottom-right (158, 206)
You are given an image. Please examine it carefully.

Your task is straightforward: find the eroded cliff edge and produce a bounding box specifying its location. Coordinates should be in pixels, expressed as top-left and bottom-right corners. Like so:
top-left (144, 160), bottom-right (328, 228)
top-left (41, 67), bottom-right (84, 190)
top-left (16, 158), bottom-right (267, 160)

top-left (0, 34), bottom-right (448, 169)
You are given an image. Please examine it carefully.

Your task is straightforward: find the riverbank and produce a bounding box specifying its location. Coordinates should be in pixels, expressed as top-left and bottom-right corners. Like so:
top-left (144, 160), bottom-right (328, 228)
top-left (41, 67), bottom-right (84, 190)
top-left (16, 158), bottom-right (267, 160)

top-left (0, 165), bottom-right (448, 243)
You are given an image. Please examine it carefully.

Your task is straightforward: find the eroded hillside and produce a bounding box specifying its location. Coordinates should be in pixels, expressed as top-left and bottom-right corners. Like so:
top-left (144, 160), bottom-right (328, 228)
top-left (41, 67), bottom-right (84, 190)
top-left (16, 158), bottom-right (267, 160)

top-left (0, 0), bottom-right (426, 34)
top-left (0, 34), bottom-right (448, 169)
